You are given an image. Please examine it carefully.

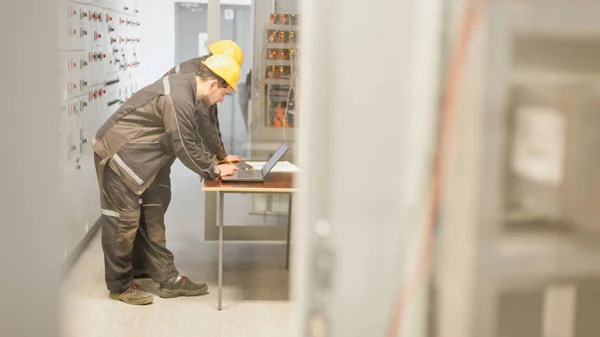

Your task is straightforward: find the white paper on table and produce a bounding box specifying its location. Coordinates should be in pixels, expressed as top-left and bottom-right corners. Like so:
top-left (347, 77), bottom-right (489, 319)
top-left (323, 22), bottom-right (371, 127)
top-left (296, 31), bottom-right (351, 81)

top-left (245, 161), bottom-right (300, 173)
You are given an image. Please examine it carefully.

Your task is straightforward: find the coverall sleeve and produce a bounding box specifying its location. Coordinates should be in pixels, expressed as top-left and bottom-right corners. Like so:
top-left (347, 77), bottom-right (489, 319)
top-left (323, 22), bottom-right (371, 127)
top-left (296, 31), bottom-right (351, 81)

top-left (161, 96), bottom-right (221, 180)
top-left (194, 104), bottom-right (227, 161)
top-left (208, 105), bottom-right (227, 160)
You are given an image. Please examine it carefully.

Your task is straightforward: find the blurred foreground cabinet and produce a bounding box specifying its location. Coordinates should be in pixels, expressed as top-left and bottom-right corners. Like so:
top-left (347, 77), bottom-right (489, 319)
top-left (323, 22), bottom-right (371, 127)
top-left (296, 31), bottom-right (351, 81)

top-left (507, 83), bottom-right (600, 235)
top-left (436, 1), bottom-right (600, 337)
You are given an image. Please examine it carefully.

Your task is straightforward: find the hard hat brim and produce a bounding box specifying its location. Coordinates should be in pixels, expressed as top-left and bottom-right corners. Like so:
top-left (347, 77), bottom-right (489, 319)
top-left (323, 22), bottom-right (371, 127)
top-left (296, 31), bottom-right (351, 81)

top-left (201, 56), bottom-right (240, 95)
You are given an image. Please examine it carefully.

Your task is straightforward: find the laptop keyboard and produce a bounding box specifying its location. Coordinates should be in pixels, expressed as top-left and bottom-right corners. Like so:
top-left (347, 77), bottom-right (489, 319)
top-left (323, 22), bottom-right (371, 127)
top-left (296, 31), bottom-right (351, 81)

top-left (235, 170), bottom-right (262, 179)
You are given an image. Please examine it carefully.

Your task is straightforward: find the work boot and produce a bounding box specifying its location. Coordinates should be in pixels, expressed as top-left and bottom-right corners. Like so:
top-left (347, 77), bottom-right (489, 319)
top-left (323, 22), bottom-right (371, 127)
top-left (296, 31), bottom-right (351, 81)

top-left (109, 283), bottom-right (154, 305)
top-left (159, 275), bottom-right (208, 298)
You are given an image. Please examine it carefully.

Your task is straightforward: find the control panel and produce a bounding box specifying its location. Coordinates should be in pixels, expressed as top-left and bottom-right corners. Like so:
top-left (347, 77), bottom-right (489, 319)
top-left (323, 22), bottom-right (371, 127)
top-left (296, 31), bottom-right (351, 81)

top-left (57, 0), bottom-right (141, 259)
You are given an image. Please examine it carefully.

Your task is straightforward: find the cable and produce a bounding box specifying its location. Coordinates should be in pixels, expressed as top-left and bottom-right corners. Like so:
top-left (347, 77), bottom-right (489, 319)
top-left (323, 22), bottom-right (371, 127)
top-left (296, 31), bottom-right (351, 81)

top-left (385, 1), bottom-right (487, 337)
top-left (282, 18), bottom-right (299, 140)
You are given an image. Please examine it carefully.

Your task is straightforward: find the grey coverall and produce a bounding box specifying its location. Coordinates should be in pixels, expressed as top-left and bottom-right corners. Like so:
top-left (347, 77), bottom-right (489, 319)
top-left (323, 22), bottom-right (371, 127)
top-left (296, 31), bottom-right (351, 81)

top-left (93, 74), bottom-right (220, 293)
top-left (165, 56), bottom-right (227, 160)
top-left (130, 56), bottom-right (228, 277)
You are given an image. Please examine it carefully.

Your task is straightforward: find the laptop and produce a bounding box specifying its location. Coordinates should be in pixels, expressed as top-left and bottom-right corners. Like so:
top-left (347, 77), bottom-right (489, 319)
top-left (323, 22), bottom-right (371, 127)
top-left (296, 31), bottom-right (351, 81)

top-left (221, 141), bottom-right (290, 182)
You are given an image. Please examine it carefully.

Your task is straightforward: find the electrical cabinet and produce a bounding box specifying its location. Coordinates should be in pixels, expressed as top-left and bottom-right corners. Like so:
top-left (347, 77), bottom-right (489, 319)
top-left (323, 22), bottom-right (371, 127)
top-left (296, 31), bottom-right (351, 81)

top-left (251, 13), bottom-right (299, 146)
top-left (248, 11), bottom-right (300, 215)
top-left (58, 0), bottom-right (141, 260)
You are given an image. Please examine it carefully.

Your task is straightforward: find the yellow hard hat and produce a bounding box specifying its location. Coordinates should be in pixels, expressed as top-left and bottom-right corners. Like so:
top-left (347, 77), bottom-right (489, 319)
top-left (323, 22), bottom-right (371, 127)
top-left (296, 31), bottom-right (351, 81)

top-left (209, 40), bottom-right (244, 66)
top-left (202, 54), bottom-right (241, 93)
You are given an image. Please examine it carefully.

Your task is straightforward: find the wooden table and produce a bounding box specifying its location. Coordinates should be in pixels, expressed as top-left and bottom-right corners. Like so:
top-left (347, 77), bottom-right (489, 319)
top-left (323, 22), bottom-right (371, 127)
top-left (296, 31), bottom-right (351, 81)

top-left (202, 172), bottom-right (297, 311)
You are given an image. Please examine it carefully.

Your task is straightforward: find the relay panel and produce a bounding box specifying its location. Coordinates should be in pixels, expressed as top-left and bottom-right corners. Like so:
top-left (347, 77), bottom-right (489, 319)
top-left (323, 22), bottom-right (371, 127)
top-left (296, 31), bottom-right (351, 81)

top-left (57, 0), bottom-right (141, 259)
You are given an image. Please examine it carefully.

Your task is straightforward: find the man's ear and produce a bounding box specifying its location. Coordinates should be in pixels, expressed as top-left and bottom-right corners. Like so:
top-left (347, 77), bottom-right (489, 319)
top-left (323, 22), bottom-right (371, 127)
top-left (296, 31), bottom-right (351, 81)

top-left (210, 79), bottom-right (218, 90)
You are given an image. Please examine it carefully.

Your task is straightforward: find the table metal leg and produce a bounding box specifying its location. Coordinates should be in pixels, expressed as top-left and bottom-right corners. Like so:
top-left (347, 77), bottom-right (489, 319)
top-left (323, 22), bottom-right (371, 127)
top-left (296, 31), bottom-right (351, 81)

top-left (218, 191), bottom-right (224, 311)
top-left (286, 194), bottom-right (293, 270)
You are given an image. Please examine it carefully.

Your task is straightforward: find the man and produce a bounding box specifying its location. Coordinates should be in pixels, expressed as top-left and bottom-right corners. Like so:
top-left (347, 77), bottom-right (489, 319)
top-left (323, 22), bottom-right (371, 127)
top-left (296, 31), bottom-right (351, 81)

top-left (130, 40), bottom-right (244, 280)
top-left (166, 39), bottom-right (244, 163)
top-left (92, 54), bottom-right (241, 305)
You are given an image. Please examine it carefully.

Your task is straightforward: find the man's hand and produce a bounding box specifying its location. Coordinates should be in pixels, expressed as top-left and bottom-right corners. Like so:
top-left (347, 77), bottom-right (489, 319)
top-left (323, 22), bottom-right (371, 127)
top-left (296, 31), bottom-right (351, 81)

top-left (223, 154), bottom-right (242, 163)
top-left (217, 163), bottom-right (238, 177)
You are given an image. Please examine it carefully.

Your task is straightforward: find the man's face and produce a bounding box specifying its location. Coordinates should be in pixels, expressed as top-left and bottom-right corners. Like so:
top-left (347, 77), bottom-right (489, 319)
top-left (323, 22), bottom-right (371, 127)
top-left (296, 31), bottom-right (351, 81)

top-left (205, 79), bottom-right (232, 105)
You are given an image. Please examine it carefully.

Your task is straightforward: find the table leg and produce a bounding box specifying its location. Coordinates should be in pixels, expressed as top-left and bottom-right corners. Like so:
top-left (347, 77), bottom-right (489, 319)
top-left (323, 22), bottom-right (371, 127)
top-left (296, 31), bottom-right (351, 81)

top-left (286, 194), bottom-right (293, 270)
top-left (218, 191), bottom-right (224, 311)
top-left (204, 191), bottom-right (217, 240)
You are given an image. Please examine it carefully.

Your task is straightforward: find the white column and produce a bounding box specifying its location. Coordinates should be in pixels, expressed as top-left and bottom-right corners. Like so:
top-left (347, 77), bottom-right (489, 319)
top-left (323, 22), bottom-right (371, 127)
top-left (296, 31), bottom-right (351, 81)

top-left (0, 1), bottom-right (62, 337)
top-left (291, 0), bottom-right (443, 336)
top-left (208, 0), bottom-right (221, 44)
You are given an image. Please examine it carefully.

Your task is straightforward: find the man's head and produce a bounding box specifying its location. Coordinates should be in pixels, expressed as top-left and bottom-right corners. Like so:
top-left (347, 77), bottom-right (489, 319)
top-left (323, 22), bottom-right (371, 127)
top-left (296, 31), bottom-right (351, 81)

top-left (209, 40), bottom-right (244, 66)
top-left (196, 54), bottom-right (241, 106)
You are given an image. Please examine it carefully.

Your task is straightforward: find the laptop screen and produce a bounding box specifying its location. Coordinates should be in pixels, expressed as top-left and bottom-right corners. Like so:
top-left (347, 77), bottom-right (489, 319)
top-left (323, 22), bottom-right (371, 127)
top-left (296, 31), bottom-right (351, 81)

top-left (261, 141), bottom-right (291, 176)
